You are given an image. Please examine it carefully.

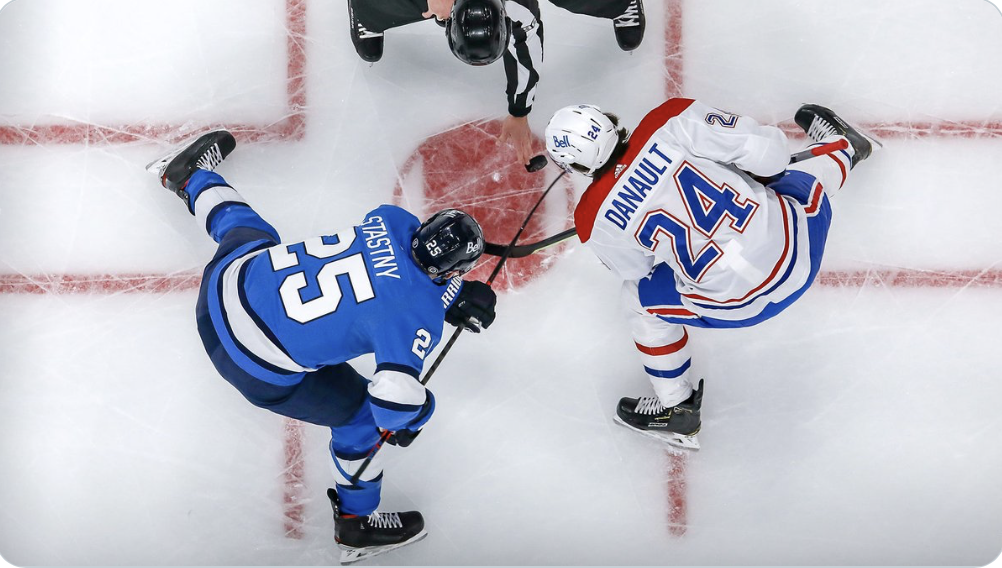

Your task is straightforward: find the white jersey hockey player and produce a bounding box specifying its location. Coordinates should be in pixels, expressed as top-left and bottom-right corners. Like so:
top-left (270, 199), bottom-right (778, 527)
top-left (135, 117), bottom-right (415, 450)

top-left (545, 99), bottom-right (878, 449)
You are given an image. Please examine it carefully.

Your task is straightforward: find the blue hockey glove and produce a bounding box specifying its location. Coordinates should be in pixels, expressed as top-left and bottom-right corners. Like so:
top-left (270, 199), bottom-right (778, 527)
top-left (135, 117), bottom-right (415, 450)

top-left (445, 280), bottom-right (497, 333)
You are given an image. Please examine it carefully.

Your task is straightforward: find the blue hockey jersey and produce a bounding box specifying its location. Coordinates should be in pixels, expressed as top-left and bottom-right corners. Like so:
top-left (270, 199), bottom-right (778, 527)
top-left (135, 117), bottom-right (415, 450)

top-left (207, 204), bottom-right (461, 429)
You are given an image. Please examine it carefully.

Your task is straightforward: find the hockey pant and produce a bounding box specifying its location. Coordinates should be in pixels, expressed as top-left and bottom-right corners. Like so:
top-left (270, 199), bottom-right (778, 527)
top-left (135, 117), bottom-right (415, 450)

top-left (624, 137), bottom-right (852, 407)
top-left (188, 170), bottom-right (387, 516)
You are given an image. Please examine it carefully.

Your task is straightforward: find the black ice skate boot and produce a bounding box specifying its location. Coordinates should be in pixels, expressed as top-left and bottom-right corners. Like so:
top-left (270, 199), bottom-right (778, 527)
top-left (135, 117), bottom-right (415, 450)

top-left (145, 130), bottom-right (236, 205)
top-left (348, 0), bottom-right (384, 62)
top-left (613, 0), bottom-right (645, 51)
top-left (794, 104), bottom-right (881, 169)
top-left (328, 488), bottom-right (427, 564)
top-left (614, 379), bottom-right (703, 450)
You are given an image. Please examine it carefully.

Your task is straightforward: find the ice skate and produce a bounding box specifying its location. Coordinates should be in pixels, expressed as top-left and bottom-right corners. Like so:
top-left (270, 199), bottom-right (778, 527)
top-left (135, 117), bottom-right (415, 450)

top-left (328, 488), bottom-right (427, 565)
top-left (145, 130), bottom-right (236, 201)
top-left (613, 0), bottom-right (645, 51)
top-left (348, 0), bottom-right (383, 62)
top-left (794, 104), bottom-right (882, 168)
top-left (614, 379), bottom-right (703, 450)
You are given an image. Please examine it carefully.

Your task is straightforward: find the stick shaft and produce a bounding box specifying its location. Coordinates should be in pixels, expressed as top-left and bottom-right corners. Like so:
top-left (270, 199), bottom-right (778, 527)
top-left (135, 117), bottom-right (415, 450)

top-left (348, 171), bottom-right (566, 486)
top-left (789, 138), bottom-right (849, 164)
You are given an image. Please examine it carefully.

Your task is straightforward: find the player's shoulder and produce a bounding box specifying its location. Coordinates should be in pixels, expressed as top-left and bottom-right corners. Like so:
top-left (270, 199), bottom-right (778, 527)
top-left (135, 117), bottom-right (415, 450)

top-left (361, 204), bottom-right (420, 235)
top-left (637, 98), bottom-right (698, 132)
top-left (365, 204), bottom-right (418, 223)
top-left (574, 171), bottom-right (619, 243)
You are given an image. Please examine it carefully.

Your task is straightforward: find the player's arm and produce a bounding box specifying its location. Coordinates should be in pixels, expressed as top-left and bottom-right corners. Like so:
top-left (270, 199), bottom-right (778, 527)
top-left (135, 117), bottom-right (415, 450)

top-left (423, 0), bottom-right (454, 20)
top-left (586, 224), bottom-right (657, 281)
top-left (367, 363), bottom-right (435, 437)
top-left (501, 0), bottom-right (542, 119)
top-left (665, 99), bottom-right (790, 178)
top-left (366, 312), bottom-right (443, 439)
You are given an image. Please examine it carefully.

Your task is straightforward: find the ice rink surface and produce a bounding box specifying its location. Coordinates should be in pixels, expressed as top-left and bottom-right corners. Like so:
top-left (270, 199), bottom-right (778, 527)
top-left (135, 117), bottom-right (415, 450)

top-left (1, 0), bottom-right (1001, 565)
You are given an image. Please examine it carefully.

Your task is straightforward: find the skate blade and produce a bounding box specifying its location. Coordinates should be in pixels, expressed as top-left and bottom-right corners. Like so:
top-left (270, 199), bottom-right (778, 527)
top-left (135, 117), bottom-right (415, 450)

top-left (338, 530), bottom-right (428, 565)
top-left (614, 415), bottom-right (701, 451)
top-left (144, 147), bottom-right (181, 175)
top-left (859, 127), bottom-right (884, 151)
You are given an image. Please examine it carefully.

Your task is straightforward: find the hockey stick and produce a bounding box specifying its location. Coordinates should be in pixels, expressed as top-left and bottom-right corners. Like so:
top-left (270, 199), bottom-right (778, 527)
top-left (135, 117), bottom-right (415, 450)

top-left (347, 171), bottom-right (568, 485)
top-left (788, 138), bottom-right (849, 164)
top-left (481, 140), bottom-right (853, 260)
top-left (483, 226), bottom-right (578, 258)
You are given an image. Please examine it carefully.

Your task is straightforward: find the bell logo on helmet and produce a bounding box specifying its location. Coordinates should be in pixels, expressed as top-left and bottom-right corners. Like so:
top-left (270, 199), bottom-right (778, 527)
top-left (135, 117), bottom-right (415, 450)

top-left (552, 135), bottom-right (571, 149)
top-left (545, 104), bottom-right (620, 177)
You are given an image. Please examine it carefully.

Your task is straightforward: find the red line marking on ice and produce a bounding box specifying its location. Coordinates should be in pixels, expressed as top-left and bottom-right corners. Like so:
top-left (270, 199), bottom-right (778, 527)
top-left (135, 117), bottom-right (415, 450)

top-left (664, 1), bottom-right (684, 99)
top-left (0, 0), bottom-right (308, 145)
top-left (0, 0), bottom-right (313, 540)
top-left (665, 450), bottom-right (688, 537)
top-left (283, 419), bottom-right (307, 539)
top-left (776, 121), bottom-right (1002, 140)
top-left (3, 268), bottom-right (1002, 295)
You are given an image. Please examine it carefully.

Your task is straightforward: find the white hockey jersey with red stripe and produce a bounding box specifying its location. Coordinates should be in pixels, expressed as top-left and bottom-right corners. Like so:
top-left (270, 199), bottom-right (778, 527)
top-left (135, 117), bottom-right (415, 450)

top-left (574, 98), bottom-right (805, 308)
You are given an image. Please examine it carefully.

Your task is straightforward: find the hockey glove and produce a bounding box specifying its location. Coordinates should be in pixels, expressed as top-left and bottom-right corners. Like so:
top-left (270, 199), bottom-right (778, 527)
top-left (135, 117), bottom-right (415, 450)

top-left (385, 392), bottom-right (435, 448)
top-left (445, 280), bottom-right (497, 333)
top-left (385, 428), bottom-right (421, 447)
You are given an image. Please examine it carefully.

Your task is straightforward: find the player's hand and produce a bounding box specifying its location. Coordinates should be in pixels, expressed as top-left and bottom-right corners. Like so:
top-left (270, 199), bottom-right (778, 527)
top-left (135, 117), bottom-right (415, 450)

top-left (445, 280), bottom-right (497, 332)
top-left (498, 114), bottom-right (534, 167)
top-left (423, 0), bottom-right (454, 20)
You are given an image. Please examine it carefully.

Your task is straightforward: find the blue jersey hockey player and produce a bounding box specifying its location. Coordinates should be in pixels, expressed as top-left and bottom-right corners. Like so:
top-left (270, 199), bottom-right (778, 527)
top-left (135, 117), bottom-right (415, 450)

top-left (146, 131), bottom-right (498, 563)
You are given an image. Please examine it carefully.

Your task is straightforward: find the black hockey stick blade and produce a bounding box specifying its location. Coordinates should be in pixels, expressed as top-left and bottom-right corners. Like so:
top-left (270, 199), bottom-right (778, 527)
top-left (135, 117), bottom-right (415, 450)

top-left (484, 227), bottom-right (578, 258)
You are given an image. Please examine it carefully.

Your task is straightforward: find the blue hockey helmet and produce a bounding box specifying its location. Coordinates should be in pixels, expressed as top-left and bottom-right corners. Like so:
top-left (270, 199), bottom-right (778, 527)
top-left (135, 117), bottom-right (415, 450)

top-left (411, 209), bottom-right (485, 284)
top-left (447, 0), bottom-right (508, 66)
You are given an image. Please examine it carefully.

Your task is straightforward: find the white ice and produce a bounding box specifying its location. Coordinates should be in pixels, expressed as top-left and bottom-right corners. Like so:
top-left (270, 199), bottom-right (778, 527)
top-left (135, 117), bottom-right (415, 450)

top-left (0, 0), bottom-right (1001, 565)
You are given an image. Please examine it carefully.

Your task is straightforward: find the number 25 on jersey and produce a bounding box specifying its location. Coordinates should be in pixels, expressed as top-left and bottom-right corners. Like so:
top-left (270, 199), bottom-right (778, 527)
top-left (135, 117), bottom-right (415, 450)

top-left (268, 229), bottom-right (375, 323)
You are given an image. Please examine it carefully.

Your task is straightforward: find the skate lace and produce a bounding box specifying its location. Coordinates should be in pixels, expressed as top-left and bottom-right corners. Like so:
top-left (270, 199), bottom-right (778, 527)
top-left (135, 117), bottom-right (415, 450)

top-left (356, 22), bottom-right (383, 39)
top-left (806, 117), bottom-right (839, 142)
top-left (614, 0), bottom-right (640, 27)
top-left (634, 396), bottom-right (667, 415)
top-left (366, 511), bottom-right (403, 529)
top-left (195, 144), bottom-right (224, 171)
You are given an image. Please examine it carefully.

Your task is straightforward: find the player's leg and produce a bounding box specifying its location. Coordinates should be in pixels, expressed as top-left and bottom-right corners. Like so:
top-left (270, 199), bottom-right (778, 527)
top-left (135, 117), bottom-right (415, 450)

top-left (795, 104), bottom-right (877, 169)
top-left (622, 280), bottom-right (694, 407)
top-left (547, 0), bottom-right (645, 51)
top-left (613, 279), bottom-right (702, 448)
top-left (147, 130), bottom-right (280, 244)
top-left (327, 387), bottom-right (427, 562)
top-left (782, 104), bottom-right (878, 204)
top-left (185, 170), bottom-right (280, 244)
top-left (348, 0), bottom-right (426, 62)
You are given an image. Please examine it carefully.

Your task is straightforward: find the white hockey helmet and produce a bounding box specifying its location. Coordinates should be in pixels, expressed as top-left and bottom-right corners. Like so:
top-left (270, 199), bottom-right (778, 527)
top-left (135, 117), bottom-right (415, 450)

top-left (544, 104), bottom-right (619, 176)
